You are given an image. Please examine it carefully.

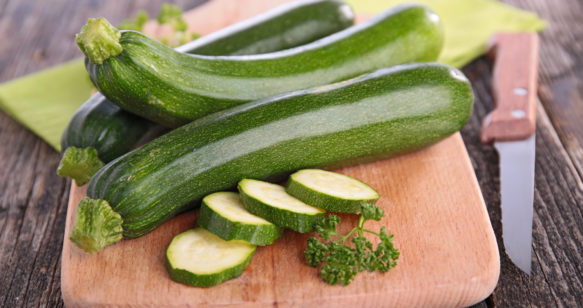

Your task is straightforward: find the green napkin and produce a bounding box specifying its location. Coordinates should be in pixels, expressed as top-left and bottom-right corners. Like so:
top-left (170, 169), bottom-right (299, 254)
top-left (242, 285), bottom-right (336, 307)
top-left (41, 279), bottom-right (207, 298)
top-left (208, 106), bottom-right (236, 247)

top-left (0, 0), bottom-right (545, 152)
top-left (347, 0), bottom-right (546, 67)
top-left (0, 59), bottom-right (93, 151)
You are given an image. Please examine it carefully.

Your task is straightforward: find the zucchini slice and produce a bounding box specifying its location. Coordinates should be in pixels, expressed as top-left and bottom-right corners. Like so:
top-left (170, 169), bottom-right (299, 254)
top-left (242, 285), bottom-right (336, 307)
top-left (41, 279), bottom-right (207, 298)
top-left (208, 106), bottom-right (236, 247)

top-left (166, 228), bottom-right (256, 287)
top-left (238, 179), bottom-right (325, 233)
top-left (286, 169), bottom-right (379, 214)
top-left (198, 192), bottom-right (282, 245)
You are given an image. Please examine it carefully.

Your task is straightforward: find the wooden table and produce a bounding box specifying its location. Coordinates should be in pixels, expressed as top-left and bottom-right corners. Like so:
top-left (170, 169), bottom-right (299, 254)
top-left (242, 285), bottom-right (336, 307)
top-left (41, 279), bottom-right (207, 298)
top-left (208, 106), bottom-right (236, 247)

top-left (0, 0), bottom-right (581, 306)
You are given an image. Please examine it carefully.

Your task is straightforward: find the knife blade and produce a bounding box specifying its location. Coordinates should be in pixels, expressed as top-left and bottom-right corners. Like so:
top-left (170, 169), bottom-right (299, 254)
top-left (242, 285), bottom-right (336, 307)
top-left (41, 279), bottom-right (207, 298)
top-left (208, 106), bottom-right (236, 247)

top-left (481, 32), bottom-right (540, 274)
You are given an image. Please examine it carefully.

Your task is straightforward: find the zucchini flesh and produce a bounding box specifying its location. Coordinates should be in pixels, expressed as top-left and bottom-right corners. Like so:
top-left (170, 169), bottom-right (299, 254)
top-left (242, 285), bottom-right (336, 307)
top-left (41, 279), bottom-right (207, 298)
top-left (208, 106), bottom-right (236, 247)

top-left (198, 192), bottom-right (282, 245)
top-left (286, 169), bottom-right (379, 214)
top-left (166, 228), bottom-right (256, 287)
top-left (80, 3), bottom-right (443, 127)
top-left (79, 63), bottom-right (472, 251)
top-left (60, 0), bottom-right (355, 185)
top-left (238, 179), bottom-right (325, 233)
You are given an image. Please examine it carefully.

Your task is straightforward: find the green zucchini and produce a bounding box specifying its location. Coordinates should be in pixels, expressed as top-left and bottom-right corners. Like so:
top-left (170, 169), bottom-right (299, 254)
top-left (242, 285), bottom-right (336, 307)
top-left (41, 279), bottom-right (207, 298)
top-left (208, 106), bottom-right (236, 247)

top-left (166, 228), bottom-right (256, 287)
top-left (59, 0), bottom-right (355, 185)
top-left (70, 62), bottom-right (473, 253)
top-left (285, 169), bottom-right (379, 214)
top-left (78, 3), bottom-right (443, 127)
top-left (58, 94), bottom-right (162, 185)
top-left (198, 192), bottom-right (283, 245)
top-left (238, 179), bottom-right (325, 233)
top-left (177, 0), bottom-right (354, 56)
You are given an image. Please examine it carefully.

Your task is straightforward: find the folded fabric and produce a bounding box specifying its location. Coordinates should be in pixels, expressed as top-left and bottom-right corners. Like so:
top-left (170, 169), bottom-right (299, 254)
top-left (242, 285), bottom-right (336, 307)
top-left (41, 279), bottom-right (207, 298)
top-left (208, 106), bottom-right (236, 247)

top-left (0, 0), bottom-right (545, 152)
top-left (0, 59), bottom-right (93, 151)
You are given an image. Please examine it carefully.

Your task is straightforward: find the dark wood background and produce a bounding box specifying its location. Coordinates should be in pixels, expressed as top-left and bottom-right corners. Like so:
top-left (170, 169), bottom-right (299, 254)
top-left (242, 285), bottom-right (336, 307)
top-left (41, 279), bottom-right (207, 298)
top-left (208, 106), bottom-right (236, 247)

top-left (0, 0), bottom-right (581, 307)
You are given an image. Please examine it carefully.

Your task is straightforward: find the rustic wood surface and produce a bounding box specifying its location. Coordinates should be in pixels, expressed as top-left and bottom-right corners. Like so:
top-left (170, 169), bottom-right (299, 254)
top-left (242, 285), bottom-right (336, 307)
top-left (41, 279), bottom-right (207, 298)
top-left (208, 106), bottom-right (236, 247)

top-left (0, 0), bottom-right (581, 307)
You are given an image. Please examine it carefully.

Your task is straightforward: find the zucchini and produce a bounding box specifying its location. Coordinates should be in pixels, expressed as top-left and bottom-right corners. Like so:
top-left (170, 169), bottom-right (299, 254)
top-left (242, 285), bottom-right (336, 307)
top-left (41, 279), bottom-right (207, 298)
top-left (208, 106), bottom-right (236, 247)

top-left (238, 179), bottom-right (325, 233)
top-left (286, 169), bottom-right (379, 214)
top-left (198, 192), bottom-right (282, 245)
top-left (78, 3), bottom-right (443, 127)
top-left (166, 228), bottom-right (256, 287)
top-left (58, 94), bottom-right (162, 185)
top-left (72, 62), bottom-right (473, 253)
top-left (59, 0), bottom-right (355, 185)
top-left (177, 0), bottom-right (354, 56)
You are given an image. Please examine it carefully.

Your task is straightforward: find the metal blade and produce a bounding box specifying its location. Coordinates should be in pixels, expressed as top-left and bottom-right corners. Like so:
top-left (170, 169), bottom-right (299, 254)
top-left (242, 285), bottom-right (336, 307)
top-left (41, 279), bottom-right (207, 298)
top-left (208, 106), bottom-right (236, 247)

top-left (495, 134), bottom-right (536, 274)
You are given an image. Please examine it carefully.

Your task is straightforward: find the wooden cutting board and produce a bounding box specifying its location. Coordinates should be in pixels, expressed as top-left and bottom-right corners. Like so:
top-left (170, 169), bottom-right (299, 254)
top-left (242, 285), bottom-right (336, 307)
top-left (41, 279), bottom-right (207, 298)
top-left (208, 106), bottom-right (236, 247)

top-left (61, 1), bottom-right (500, 307)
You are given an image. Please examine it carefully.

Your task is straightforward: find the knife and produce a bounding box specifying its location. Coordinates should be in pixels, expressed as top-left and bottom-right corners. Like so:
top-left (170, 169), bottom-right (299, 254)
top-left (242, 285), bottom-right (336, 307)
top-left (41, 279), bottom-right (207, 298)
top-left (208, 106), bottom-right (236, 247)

top-left (481, 32), bottom-right (540, 274)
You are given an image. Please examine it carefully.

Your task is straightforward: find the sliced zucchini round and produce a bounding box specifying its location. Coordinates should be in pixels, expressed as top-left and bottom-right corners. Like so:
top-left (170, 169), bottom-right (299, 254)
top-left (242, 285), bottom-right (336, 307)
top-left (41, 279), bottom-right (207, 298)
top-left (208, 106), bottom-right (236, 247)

top-left (198, 192), bottom-right (283, 246)
top-left (286, 169), bottom-right (380, 214)
top-left (238, 179), bottom-right (325, 233)
top-left (166, 228), bottom-right (256, 287)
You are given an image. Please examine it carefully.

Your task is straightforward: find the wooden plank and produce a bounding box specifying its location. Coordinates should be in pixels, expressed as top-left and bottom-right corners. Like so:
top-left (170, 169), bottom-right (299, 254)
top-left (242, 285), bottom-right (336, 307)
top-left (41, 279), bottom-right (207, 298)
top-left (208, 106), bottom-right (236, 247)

top-left (61, 133), bottom-right (499, 307)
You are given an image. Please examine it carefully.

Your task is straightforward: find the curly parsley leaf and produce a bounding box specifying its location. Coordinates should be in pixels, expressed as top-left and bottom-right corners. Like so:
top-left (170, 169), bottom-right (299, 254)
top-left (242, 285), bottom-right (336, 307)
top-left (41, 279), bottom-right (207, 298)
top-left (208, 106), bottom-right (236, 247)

top-left (305, 204), bottom-right (399, 286)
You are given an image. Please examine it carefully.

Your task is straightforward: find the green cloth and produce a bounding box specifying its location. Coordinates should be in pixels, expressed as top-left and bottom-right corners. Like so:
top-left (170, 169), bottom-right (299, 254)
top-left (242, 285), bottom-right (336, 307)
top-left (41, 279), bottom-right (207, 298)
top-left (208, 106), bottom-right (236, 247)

top-left (0, 1), bottom-right (545, 152)
top-left (0, 59), bottom-right (93, 151)
top-left (346, 0), bottom-right (546, 68)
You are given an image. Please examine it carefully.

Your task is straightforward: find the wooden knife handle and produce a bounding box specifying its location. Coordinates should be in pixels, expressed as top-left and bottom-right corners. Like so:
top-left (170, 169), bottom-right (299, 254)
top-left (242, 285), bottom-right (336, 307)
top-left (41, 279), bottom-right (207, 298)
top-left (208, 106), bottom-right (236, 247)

top-left (480, 32), bottom-right (539, 143)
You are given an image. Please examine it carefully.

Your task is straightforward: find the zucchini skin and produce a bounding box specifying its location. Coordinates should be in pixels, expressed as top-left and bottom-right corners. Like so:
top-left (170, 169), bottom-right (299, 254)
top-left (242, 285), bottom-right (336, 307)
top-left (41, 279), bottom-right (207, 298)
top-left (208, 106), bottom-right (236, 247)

top-left (178, 0), bottom-right (354, 56)
top-left (61, 0), bottom-right (355, 163)
top-left (87, 63), bottom-right (473, 238)
top-left (85, 3), bottom-right (444, 127)
top-left (60, 93), bottom-right (158, 163)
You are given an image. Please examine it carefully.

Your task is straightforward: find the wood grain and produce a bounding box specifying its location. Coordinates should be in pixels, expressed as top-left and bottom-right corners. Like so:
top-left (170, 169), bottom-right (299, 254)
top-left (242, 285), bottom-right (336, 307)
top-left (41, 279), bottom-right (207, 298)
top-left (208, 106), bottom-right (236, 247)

top-left (2, 0), bottom-right (583, 307)
top-left (481, 33), bottom-right (539, 143)
top-left (62, 133), bottom-right (499, 308)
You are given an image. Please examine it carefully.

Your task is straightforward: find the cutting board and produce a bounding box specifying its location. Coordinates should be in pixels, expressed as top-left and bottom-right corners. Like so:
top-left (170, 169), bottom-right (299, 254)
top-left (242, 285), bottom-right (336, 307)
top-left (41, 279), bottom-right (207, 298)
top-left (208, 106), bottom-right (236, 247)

top-left (61, 1), bottom-right (500, 307)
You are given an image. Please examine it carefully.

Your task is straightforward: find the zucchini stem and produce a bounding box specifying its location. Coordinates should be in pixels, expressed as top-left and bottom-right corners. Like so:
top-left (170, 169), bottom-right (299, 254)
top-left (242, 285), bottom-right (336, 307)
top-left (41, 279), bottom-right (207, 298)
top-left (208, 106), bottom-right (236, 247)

top-left (69, 198), bottom-right (123, 254)
top-left (76, 17), bottom-right (123, 65)
top-left (57, 146), bottom-right (105, 186)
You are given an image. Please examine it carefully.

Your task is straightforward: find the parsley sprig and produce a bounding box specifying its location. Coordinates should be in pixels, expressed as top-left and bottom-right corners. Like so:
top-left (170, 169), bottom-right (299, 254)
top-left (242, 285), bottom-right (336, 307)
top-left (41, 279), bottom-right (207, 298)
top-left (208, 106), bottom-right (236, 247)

top-left (305, 204), bottom-right (400, 286)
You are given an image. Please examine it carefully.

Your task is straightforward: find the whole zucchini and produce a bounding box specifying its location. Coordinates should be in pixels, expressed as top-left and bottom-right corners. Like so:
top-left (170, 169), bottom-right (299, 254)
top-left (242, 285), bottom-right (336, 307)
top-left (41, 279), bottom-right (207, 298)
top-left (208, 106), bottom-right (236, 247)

top-left (59, 0), bottom-right (355, 185)
top-left (70, 63), bottom-right (473, 253)
top-left (176, 0), bottom-right (354, 56)
top-left (77, 3), bottom-right (444, 127)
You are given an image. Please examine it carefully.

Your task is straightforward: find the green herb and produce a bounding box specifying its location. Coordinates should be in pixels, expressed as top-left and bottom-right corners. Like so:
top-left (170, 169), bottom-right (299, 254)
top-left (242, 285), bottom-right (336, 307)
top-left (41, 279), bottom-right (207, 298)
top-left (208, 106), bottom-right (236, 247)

top-left (157, 3), bottom-right (188, 31)
top-left (118, 10), bottom-right (149, 31)
top-left (305, 204), bottom-right (399, 285)
top-left (117, 3), bottom-right (199, 47)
